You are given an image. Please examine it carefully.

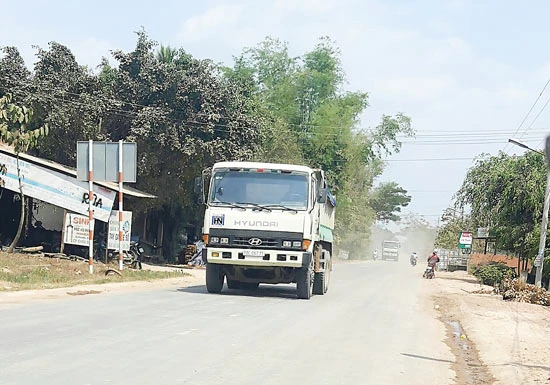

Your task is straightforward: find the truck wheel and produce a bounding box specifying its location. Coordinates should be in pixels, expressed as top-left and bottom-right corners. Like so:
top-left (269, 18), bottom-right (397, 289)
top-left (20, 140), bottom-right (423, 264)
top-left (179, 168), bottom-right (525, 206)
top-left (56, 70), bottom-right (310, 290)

top-left (227, 279), bottom-right (241, 290)
top-left (206, 263), bottom-right (224, 293)
top-left (296, 259), bottom-right (314, 299)
top-left (313, 272), bottom-right (325, 295)
top-left (313, 252), bottom-right (331, 295)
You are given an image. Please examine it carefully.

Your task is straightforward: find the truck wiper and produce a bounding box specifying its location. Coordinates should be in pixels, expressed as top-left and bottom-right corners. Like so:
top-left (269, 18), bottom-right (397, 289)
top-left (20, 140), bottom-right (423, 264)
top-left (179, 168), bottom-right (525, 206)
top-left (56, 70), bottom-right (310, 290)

top-left (213, 201), bottom-right (247, 210)
top-left (264, 204), bottom-right (298, 213)
top-left (236, 202), bottom-right (272, 212)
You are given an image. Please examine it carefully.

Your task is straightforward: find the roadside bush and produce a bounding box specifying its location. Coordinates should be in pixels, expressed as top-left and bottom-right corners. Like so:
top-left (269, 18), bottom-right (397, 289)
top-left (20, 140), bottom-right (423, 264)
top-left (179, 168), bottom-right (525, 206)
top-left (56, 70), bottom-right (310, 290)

top-left (472, 262), bottom-right (516, 287)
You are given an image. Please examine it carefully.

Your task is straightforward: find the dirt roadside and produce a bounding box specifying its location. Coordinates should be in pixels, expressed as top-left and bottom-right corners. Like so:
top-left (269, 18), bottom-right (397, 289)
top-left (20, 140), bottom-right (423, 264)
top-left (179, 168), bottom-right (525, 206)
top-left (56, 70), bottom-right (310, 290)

top-left (427, 271), bottom-right (550, 385)
top-left (0, 264), bottom-right (205, 306)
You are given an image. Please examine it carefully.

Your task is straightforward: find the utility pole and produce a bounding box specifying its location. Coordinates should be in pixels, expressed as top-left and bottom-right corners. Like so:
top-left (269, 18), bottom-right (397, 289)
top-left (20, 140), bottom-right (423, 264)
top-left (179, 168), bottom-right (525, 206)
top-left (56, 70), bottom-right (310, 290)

top-left (534, 171), bottom-right (550, 288)
top-left (534, 135), bottom-right (550, 289)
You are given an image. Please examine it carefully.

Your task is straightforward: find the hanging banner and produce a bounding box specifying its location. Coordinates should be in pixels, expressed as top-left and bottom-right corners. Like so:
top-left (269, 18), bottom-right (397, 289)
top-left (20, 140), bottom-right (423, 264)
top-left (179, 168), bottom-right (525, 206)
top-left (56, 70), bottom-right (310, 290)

top-left (107, 210), bottom-right (132, 251)
top-left (0, 152), bottom-right (115, 222)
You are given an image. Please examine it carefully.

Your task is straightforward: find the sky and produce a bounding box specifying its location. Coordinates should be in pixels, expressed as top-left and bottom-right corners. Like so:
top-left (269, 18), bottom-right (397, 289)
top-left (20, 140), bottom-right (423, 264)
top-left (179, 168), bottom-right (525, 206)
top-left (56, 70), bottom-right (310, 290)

top-left (2, 0), bottom-right (550, 225)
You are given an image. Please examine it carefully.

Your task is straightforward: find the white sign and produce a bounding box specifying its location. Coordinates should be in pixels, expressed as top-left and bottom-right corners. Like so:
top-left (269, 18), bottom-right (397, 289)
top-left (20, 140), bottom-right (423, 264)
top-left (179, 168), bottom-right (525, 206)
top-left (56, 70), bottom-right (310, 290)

top-left (459, 232), bottom-right (473, 245)
top-left (107, 211), bottom-right (132, 251)
top-left (0, 152), bottom-right (115, 222)
top-left (63, 213), bottom-right (94, 247)
top-left (477, 227), bottom-right (489, 238)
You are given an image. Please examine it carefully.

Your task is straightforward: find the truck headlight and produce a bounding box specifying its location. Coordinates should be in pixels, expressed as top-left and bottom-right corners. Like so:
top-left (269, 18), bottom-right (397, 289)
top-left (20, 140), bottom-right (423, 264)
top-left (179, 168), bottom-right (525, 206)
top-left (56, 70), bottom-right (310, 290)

top-left (220, 237), bottom-right (229, 244)
top-left (283, 240), bottom-right (292, 247)
top-left (292, 241), bottom-right (302, 248)
top-left (210, 237), bottom-right (220, 244)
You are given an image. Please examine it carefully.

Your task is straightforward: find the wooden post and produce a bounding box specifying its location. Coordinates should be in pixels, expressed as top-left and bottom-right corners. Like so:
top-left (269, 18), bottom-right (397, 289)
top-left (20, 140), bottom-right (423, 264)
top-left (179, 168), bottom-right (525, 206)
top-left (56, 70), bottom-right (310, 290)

top-left (60, 210), bottom-right (67, 254)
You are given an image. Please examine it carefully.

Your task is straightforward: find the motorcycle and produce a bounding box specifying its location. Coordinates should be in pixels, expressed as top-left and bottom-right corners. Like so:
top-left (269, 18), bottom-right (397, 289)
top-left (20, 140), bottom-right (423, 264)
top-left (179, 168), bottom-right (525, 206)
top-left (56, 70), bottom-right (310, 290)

top-left (107, 241), bottom-right (144, 269)
top-left (410, 254), bottom-right (417, 266)
top-left (423, 264), bottom-right (435, 279)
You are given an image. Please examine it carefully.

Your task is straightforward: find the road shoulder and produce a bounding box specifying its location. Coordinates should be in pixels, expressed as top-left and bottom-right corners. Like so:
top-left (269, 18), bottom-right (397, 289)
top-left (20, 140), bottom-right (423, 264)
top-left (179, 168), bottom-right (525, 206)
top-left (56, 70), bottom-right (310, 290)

top-left (430, 271), bottom-right (550, 385)
top-left (0, 267), bottom-right (205, 306)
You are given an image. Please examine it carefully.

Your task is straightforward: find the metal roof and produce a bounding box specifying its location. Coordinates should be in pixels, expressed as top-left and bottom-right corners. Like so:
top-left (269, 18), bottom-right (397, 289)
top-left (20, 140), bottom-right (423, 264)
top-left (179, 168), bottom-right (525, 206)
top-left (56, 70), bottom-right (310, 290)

top-left (0, 143), bottom-right (156, 199)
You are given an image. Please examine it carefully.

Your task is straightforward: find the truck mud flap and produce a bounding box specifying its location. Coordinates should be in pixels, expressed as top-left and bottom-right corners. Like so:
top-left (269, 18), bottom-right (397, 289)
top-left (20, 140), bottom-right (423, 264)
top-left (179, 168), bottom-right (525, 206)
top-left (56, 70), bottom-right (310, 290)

top-left (302, 252), bottom-right (312, 268)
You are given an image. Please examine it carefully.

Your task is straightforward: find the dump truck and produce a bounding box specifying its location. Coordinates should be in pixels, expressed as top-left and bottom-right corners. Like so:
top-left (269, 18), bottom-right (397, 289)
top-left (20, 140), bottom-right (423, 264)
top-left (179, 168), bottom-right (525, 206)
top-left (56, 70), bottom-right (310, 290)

top-left (195, 161), bottom-right (336, 299)
top-left (382, 240), bottom-right (400, 261)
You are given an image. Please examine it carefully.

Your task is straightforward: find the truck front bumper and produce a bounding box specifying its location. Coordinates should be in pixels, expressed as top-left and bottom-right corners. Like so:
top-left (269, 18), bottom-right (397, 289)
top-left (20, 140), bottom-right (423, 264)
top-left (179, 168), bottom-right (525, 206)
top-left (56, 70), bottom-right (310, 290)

top-left (204, 247), bottom-right (311, 268)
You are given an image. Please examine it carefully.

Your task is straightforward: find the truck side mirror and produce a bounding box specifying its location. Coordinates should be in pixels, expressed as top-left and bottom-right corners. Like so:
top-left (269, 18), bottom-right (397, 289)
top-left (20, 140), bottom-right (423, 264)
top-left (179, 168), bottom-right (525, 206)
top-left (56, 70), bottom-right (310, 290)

top-left (194, 176), bottom-right (205, 204)
top-left (318, 188), bottom-right (327, 203)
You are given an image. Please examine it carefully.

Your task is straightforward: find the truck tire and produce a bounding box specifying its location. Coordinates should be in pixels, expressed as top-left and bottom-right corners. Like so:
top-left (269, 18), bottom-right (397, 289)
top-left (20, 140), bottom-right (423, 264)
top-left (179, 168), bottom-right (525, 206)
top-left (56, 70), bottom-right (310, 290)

top-left (296, 259), bottom-right (314, 299)
top-left (227, 279), bottom-right (241, 290)
top-left (313, 272), bottom-right (326, 295)
top-left (206, 263), bottom-right (224, 293)
top-left (313, 251), bottom-right (331, 295)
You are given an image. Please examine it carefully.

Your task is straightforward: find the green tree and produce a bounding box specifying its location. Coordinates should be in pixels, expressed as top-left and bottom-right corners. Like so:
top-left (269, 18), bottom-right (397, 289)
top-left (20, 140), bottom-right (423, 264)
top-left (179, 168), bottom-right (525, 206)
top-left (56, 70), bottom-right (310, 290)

top-left (230, 36), bottom-right (414, 251)
top-left (456, 151), bottom-right (546, 266)
top-left (0, 94), bottom-right (49, 252)
top-left (370, 181), bottom-right (412, 222)
top-left (156, 45), bottom-right (178, 64)
top-left (104, 31), bottom-right (270, 256)
top-left (0, 46), bottom-right (31, 98)
top-left (434, 208), bottom-right (473, 250)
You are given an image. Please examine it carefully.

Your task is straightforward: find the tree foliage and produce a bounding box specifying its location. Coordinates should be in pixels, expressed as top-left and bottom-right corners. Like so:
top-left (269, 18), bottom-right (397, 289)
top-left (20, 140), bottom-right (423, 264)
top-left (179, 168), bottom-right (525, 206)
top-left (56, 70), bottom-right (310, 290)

top-left (455, 152), bottom-right (546, 259)
top-left (229, 37), bottom-right (414, 247)
top-left (434, 208), bottom-right (472, 249)
top-left (0, 93), bottom-right (49, 251)
top-left (0, 32), bottom-right (414, 257)
top-left (370, 181), bottom-right (411, 222)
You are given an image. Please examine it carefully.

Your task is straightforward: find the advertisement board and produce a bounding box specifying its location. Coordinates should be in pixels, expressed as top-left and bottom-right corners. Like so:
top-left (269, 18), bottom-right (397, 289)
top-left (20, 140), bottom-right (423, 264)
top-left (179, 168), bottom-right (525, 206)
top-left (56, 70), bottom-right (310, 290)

top-left (107, 211), bottom-right (132, 251)
top-left (458, 232), bottom-right (473, 249)
top-left (63, 213), bottom-right (94, 247)
top-left (0, 152), bottom-right (115, 222)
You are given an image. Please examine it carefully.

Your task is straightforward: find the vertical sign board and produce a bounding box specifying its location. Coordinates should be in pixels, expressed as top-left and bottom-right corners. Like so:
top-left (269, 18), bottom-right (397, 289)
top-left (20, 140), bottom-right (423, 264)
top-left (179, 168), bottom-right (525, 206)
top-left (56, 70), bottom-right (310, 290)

top-left (458, 232), bottom-right (473, 249)
top-left (63, 213), bottom-right (93, 246)
top-left (107, 211), bottom-right (132, 251)
top-left (477, 227), bottom-right (489, 238)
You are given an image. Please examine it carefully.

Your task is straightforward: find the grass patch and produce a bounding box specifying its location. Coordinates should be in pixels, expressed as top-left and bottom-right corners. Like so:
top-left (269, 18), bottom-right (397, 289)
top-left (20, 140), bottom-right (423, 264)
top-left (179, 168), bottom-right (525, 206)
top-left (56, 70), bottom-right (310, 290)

top-left (0, 251), bottom-right (185, 291)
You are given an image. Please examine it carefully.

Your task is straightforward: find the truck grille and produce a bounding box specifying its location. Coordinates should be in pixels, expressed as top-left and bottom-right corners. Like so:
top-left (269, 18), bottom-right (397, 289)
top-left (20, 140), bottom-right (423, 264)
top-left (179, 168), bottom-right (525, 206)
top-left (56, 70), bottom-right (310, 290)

top-left (208, 229), bottom-right (303, 250)
top-left (233, 237), bottom-right (278, 248)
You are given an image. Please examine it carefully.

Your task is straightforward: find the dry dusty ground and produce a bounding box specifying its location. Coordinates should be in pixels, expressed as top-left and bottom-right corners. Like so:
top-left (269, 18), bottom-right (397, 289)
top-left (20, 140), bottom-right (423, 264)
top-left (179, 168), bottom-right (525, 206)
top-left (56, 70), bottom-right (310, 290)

top-left (428, 270), bottom-right (550, 385)
top-left (0, 259), bottom-right (205, 305)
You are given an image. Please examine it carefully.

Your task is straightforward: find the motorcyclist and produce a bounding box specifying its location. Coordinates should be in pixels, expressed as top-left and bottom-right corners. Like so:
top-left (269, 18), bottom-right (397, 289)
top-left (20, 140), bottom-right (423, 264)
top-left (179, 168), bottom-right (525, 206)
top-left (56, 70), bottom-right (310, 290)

top-left (410, 252), bottom-right (417, 266)
top-left (427, 250), bottom-right (440, 270)
top-left (373, 249), bottom-right (378, 260)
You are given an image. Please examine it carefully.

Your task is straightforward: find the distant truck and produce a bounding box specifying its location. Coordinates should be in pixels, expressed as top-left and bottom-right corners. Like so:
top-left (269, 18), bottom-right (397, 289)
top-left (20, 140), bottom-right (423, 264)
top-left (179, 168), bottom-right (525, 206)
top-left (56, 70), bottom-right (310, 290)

top-left (381, 240), bottom-right (400, 261)
top-left (195, 161), bottom-right (336, 299)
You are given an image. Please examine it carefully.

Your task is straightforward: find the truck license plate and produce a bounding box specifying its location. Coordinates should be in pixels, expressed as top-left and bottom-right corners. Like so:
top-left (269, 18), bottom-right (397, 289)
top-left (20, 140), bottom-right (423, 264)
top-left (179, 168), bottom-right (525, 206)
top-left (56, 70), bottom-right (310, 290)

top-left (243, 250), bottom-right (265, 257)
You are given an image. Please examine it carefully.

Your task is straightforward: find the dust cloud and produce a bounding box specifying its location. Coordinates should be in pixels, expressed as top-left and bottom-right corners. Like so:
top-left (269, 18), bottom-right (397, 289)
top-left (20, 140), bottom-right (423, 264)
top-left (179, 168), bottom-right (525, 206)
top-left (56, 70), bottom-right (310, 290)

top-left (336, 218), bottom-right (438, 261)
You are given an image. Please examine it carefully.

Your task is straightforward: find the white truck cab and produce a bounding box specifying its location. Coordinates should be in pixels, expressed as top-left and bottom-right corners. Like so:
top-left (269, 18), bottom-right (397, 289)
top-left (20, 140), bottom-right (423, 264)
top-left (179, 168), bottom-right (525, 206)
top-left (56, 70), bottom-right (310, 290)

top-left (196, 161), bottom-right (336, 299)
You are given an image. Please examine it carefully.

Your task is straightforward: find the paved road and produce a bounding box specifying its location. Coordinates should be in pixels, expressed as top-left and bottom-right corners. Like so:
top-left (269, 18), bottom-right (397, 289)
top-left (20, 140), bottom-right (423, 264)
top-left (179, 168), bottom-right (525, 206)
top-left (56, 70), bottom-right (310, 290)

top-left (0, 260), bottom-right (455, 385)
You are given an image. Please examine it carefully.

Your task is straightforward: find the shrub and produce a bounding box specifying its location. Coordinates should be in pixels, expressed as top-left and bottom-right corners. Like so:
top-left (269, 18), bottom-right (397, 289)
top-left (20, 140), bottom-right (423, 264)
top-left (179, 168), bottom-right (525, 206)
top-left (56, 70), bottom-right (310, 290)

top-left (472, 262), bottom-right (516, 287)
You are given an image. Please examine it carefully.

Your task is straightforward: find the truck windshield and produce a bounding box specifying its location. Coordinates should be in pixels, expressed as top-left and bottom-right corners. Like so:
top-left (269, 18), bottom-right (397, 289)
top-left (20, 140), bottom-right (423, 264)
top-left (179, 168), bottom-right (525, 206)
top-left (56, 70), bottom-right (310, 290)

top-left (383, 242), bottom-right (399, 248)
top-left (209, 170), bottom-right (309, 210)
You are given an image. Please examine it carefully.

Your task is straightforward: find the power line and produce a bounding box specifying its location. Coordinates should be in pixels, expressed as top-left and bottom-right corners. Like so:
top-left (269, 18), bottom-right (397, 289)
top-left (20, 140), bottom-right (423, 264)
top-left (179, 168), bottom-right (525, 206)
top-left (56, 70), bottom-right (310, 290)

top-left (504, 76), bottom-right (550, 153)
top-left (517, 95), bottom-right (550, 142)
